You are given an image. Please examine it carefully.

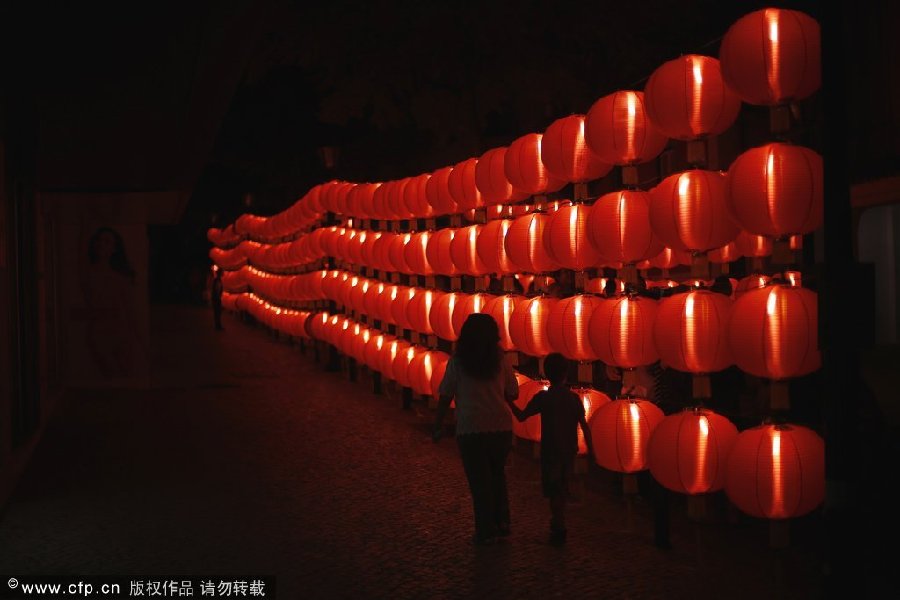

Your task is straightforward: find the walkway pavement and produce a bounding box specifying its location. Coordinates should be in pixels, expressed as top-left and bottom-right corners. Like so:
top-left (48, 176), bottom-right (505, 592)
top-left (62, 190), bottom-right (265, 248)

top-left (0, 306), bottom-right (823, 599)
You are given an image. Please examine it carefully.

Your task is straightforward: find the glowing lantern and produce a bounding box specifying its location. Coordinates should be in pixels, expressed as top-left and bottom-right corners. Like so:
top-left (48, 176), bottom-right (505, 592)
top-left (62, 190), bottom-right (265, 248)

top-left (642, 246), bottom-right (692, 271)
top-left (360, 230), bottom-right (383, 269)
top-left (448, 157), bottom-right (483, 211)
top-left (395, 344), bottom-right (426, 389)
top-left (588, 190), bottom-right (663, 265)
top-left (426, 228), bottom-right (459, 276)
top-left (591, 398), bottom-right (665, 473)
top-left (404, 232), bottom-right (434, 276)
top-left (485, 294), bottom-right (527, 351)
top-left (356, 182), bottom-right (381, 220)
top-left (426, 166), bottom-right (458, 216)
top-left (513, 378), bottom-right (550, 441)
top-left (736, 230), bottom-right (773, 258)
top-left (504, 133), bottom-right (567, 195)
top-left (725, 423), bottom-right (824, 519)
top-left (709, 241), bottom-right (740, 264)
top-left (544, 204), bottom-right (602, 271)
top-left (540, 115), bottom-right (613, 183)
top-left (726, 143), bottom-right (823, 239)
top-left (404, 173), bottom-right (433, 218)
top-left (648, 408), bottom-right (739, 494)
top-left (388, 232), bottom-right (413, 274)
top-left (735, 274), bottom-right (771, 298)
top-left (585, 91), bottom-right (669, 166)
top-left (589, 295), bottom-right (659, 369)
top-left (363, 281), bottom-right (386, 321)
top-left (430, 292), bottom-right (464, 341)
top-left (476, 219), bottom-right (516, 275)
top-left (719, 8), bottom-right (820, 106)
top-left (451, 293), bottom-right (495, 337)
top-left (654, 290), bottom-right (733, 375)
top-left (379, 284), bottom-right (401, 325)
top-left (364, 332), bottom-right (391, 370)
top-left (644, 55), bottom-right (741, 140)
top-left (727, 284), bottom-right (819, 380)
top-left (372, 231), bottom-right (396, 272)
top-left (391, 286), bottom-right (418, 331)
top-left (382, 338), bottom-right (411, 383)
top-left (372, 181), bottom-right (390, 220)
top-left (346, 230), bottom-right (366, 266)
top-left (350, 278), bottom-right (372, 313)
top-left (572, 387), bottom-right (611, 454)
top-left (504, 213), bottom-right (560, 273)
top-left (508, 296), bottom-right (557, 357)
top-left (475, 147), bottom-right (530, 205)
top-left (409, 350), bottom-right (437, 396)
top-left (388, 178), bottom-right (413, 220)
top-left (407, 288), bottom-right (442, 335)
top-left (547, 294), bottom-right (604, 361)
top-left (650, 170), bottom-right (738, 253)
top-left (450, 225), bottom-right (489, 276)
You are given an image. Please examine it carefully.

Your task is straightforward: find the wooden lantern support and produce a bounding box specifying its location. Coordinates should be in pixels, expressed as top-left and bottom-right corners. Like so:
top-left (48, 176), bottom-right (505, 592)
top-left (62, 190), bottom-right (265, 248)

top-left (621, 166), bottom-right (640, 188)
top-left (577, 361), bottom-right (594, 385)
top-left (686, 139), bottom-right (708, 168)
top-left (574, 182), bottom-right (589, 202)
top-left (692, 374), bottom-right (712, 400)
top-left (691, 252), bottom-right (711, 279)
top-left (770, 380), bottom-right (791, 411)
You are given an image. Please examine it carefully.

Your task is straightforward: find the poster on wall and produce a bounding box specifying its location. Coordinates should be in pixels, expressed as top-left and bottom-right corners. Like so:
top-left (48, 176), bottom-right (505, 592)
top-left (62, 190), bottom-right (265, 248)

top-left (52, 195), bottom-right (151, 388)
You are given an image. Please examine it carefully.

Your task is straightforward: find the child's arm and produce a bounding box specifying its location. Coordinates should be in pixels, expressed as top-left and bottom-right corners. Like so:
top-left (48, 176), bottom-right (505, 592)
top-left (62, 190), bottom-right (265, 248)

top-left (506, 395), bottom-right (541, 422)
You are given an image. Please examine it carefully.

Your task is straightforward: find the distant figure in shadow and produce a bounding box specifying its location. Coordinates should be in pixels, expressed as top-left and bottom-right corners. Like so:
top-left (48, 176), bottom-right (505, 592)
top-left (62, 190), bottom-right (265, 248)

top-left (211, 268), bottom-right (224, 331)
top-left (79, 225), bottom-right (140, 378)
top-left (507, 352), bottom-right (594, 546)
top-left (433, 313), bottom-right (519, 546)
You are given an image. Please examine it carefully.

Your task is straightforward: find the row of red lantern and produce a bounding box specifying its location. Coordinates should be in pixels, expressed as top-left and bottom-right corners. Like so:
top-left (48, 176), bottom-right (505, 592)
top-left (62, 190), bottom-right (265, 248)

top-left (207, 224), bottom-right (243, 248)
top-left (217, 8), bottom-right (819, 243)
top-left (239, 265), bottom-right (819, 384)
top-left (224, 286), bottom-right (824, 521)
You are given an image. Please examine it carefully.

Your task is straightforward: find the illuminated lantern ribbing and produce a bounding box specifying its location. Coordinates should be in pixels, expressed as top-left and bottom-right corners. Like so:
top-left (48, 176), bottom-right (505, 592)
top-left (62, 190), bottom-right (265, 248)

top-left (430, 291), bottom-right (464, 341)
top-left (425, 228), bottom-right (459, 276)
top-left (540, 115), bottom-right (613, 184)
top-left (591, 398), bottom-right (665, 473)
top-left (388, 232), bottom-right (413, 274)
top-left (388, 178), bottom-right (413, 220)
top-left (650, 170), bottom-right (738, 254)
top-left (644, 55), bottom-right (741, 141)
top-left (392, 344), bottom-right (424, 388)
top-left (407, 288), bottom-right (442, 335)
top-left (391, 286), bottom-right (418, 331)
top-left (426, 166), bottom-right (458, 216)
top-left (509, 296), bottom-right (557, 357)
top-left (504, 213), bottom-right (560, 274)
top-left (476, 147), bottom-right (529, 206)
top-left (736, 230), bottom-right (774, 258)
top-left (379, 284), bottom-right (402, 326)
top-left (448, 158), bottom-right (484, 211)
top-left (654, 290), bottom-right (733, 375)
top-left (725, 423), bottom-right (824, 519)
top-left (504, 133), bottom-right (566, 196)
top-left (546, 294), bottom-right (603, 361)
top-left (648, 408), bottom-right (739, 494)
top-left (719, 8), bottom-right (821, 106)
top-left (726, 143), bottom-right (823, 239)
top-left (544, 204), bottom-right (602, 271)
top-left (734, 274), bottom-right (771, 298)
top-left (476, 219), bottom-right (516, 275)
top-left (709, 241), bottom-right (741, 265)
top-left (727, 284), bottom-right (820, 380)
top-left (585, 91), bottom-right (669, 166)
top-left (360, 230), bottom-right (383, 269)
top-left (589, 295), bottom-right (659, 369)
top-left (404, 232), bottom-right (434, 276)
top-left (485, 294), bottom-right (526, 351)
top-left (450, 225), bottom-right (489, 276)
top-left (404, 173), bottom-right (433, 218)
top-left (587, 190), bottom-right (664, 266)
top-left (356, 182), bottom-right (381, 220)
top-left (381, 338), bottom-right (410, 381)
top-left (641, 246), bottom-right (692, 271)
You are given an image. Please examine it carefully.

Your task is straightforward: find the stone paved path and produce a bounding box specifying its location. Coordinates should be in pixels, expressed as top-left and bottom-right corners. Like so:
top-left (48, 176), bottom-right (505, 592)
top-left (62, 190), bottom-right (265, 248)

top-left (0, 306), bottom-right (823, 599)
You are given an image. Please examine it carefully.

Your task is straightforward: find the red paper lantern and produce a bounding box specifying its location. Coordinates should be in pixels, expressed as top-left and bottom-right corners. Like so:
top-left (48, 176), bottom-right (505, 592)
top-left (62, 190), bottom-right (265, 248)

top-left (650, 170), bottom-right (738, 253)
top-left (380, 338), bottom-right (409, 380)
top-left (409, 350), bottom-right (438, 396)
top-left (355, 182), bottom-right (380, 219)
top-left (544, 204), bottom-right (602, 271)
top-left (641, 246), bottom-right (692, 271)
top-left (725, 423), bottom-right (824, 519)
top-left (450, 225), bottom-right (489, 276)
top-left (476, 147), bottom-right (530, 206)
top-left (372, 182), bottom-right (390, 220)
top-left (364, 332), bottom-right (390, 370)
top-left (485, 294), bottom-right (527, 351)
top-left (591, 398), bottom-right (665, 473)
top-left (728, 284), bottom-right (819, 379)
top-left (404, 173), bottom-right (433, 218)
top-left (736, 230), bottom-right (773, 258)
top-left (426, 166), bottom-right (458, 216)
top-left (585, 91), bottom-right (669, 166)
top-left (407, 288), bottom-right (442, 335)
top-left (644, 55), bottom-right (741, 141)
top-left (513, 378), bottom-right (549, 441)
top-left (372, 232), bottom-right (396, 272)
top-left (426, 227), bottom-right (459, 276)
top-left (429, 352), bottom-right (451, 400)
top-left (476, 219), bottom-right (516, 275)
top-left (387, 232), bottom-right (413, 274)
top-left (573, 387), bottom-right (611, 454)
top-left (540, 115), bottom-right (613, 183)
top-left (360, 230), bottom-right (382, 268)
top-left (726, 143), bottom-right (823, 239)
top-left (392, 343), bottom-right (423, 388)
top-left (654, 290), bottom-right (734, 374)
top-left (404, 232), bottom-right (434, 276)
top-left (588, 190), bottom-right (664, 265)
top-left (509, 296), bottom-right (558, 357)
top-left (547, 294), bottom-right (604, 361)
top-left (589, 295), bottom-right (659, 368)
top-left (430, 291), bottom-right (464, 341)
top-left (364, 281), bottom-right (387, 321)
top-left (719, 8), bottom-right (821, 106)
top-left (389, 178), bottom-right (414, 220)
top-left (391, 286), bottom-right (418, 330)
top-left (505, 133), bottom-right (567, 195)
top-left (649, 408), bottom-right (739, 494)
top-left (504, 213), bottom-right (560, 273)
top-left (451, 293), bottom-right (495, 337)
top-left (709, 241), bottom-right (740, 264)
top-left (448, 157), bottom-right (483, 211)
